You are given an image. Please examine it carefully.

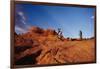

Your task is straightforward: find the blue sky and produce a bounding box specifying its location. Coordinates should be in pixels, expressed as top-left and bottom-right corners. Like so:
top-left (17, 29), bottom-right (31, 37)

top-left (15, 3), bottom-right (95, 38)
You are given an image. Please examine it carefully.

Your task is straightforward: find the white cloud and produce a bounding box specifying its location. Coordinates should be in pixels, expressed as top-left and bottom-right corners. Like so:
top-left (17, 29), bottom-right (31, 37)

top-left (21, 20), bottom-right (26, 24)
top-left (17, 11), bottom-right (27, 25)
top-left (18, 11), bottom-right (23, 16)
top-left (15, 26), bottom-right (26, 33)
top-left (18, 11), bottom-right (26, 20)
top-left (91, 15), bottom-right (94, 19)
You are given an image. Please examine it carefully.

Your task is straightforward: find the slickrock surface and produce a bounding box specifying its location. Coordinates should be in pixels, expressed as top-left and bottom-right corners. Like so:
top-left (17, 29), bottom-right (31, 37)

top-left (14, 26), bottom-right (95, 65)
